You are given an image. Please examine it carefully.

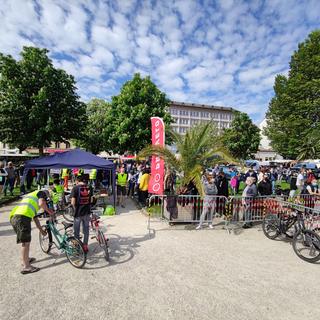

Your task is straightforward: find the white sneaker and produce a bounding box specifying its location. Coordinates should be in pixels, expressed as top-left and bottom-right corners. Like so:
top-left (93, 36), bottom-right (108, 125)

top-left (208, 224), bottom-right (214, 229)
top-left (195, 225), bottom-right (202, 230)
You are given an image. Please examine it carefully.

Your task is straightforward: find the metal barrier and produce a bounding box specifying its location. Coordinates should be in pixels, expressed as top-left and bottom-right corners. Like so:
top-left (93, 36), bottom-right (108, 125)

top-left (281, 194), bottom-right (320, 211)
top-left (147, 194), bottom-right (320, 234)
top-left (147, 194), bottom-right (228, 223)
top-left (264, 199), bottom-right (320, 231)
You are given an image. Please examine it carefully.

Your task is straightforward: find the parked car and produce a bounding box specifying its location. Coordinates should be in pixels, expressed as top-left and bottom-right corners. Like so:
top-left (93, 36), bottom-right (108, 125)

top-left (291, 162), bottom-right (320, 178)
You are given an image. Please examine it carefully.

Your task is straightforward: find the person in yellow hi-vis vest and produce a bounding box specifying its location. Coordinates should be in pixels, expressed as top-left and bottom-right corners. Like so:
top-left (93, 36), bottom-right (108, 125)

top-left (89, 169), bottom-right (97, 188)
top-left (116, 166), bottom-right (128, 208)
top-left (61, 168), bottom-right (69, 190)
top-left (9, 190), bottom-right (54, 274)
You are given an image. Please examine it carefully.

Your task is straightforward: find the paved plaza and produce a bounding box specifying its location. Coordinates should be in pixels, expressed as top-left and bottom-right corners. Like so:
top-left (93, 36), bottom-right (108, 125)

top-left (0, 199), bottom-right (320, 320)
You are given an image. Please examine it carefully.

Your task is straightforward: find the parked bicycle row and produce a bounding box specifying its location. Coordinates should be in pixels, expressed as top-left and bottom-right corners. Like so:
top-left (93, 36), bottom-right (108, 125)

top-left (262, 200), bottom-right (320, 263)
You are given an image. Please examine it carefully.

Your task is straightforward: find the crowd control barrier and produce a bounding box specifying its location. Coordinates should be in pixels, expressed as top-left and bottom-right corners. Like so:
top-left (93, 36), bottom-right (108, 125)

top-left (147, 194), bottom-right (320, 233)
top-left (147, 194), bottom-right (228, 224)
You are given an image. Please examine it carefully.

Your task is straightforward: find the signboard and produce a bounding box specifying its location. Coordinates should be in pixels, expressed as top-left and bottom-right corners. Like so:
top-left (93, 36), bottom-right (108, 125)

top-left (148, 117), bottom-right (165, 195)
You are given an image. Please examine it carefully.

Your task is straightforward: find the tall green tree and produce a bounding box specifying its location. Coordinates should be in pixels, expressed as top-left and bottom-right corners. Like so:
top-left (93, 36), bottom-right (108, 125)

top-left (75, 98), bottom-right (110, 154)
top-left (221, 111), bottom-right (260, 160)
top-left (139, 122), bottom-right (236, 196)
top-left (104, 73), bottom-right (173, 154)
top-left (265, 30), bottom-right (320, 159)
top-left (0, 46), bottom-right (87, 154)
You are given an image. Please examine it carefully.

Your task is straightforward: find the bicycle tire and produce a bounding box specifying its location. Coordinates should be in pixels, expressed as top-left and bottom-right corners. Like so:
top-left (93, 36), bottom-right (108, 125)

top-left (262, 214), bottom-right (280, 240)
top-left (98, 230), bottom-right (110, 262)
top-left (62, 205), bottom-right (74, 222)
top-left (65, 236), bottom-right (86, 268)
top-left (292, 230), bottom-right (320, 263)
top-left (39, 225), bottom-right (52, 253)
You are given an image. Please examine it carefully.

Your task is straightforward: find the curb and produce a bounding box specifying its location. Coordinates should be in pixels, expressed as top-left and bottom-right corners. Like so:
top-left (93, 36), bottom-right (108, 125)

top-left (0, 195), bottom-right (21, 207)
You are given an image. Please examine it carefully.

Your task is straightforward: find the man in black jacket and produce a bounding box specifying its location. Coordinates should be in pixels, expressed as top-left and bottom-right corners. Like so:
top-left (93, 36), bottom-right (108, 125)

top-left (258, 174), bottom-right (272, 196)
top-left (217, 170), bottom-right (228, 216)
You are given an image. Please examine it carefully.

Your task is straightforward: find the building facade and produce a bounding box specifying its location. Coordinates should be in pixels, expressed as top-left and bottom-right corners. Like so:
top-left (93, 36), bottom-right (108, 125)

top-left (254, 119), bottom-right (283, 162)
top-left (169, 101), bottom-right (234, 134)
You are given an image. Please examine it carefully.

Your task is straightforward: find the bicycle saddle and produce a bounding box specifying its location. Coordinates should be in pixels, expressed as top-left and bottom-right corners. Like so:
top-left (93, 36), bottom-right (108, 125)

top-left (62, 221), bottom-right (73, 230)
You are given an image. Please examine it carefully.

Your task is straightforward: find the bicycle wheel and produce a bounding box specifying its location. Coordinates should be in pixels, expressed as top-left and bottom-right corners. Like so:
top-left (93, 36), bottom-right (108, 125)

top-left (262, 214), bottom-right (280, 239)
top-left (98, 230), bottom-right (110, 262)
top-left (65, 236), bottom-right (86, 268)
top-left (39, 225), bottom-right (52, 253)
top-left (284, 218), bottom-right (297, 239)
top-left (62, 205), bottom-right (74, 222)
top-left (292, 230), bottom-right (320, 263)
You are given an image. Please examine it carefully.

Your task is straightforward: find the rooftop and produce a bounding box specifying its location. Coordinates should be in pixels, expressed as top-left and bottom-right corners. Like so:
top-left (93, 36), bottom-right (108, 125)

top-left (170, 101), bottom-right (234, 112)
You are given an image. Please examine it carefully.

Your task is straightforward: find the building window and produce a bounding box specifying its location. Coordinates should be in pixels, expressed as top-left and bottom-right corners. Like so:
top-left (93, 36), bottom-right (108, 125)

top-left (190, 119), bottom-right (199, 125)
top-left (200, 112), bottom-right (209, 118)
top-left (179, 118), bottom-right (189, 125)
top-left (179, 127), bottom-right (187, 133)
top-left (180, 110), bottom-right (189, 116)
top-left (170, 108), bottom-right (179, 115)
top-left (190, 111), bottom-right (199, 117)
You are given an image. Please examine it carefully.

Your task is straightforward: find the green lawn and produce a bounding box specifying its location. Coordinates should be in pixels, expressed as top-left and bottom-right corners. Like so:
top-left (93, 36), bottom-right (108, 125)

top-left (0, 186), bottom-right (37, 205)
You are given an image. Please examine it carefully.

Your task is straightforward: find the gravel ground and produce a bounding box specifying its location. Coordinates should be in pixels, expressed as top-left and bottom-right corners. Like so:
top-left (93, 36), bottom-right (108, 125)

top-left (0, 199), bottom-right (320, 320)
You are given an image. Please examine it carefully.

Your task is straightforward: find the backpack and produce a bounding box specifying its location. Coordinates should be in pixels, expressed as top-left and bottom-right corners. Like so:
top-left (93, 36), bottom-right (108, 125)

top-left (77, 185), bottom-right (90, 206)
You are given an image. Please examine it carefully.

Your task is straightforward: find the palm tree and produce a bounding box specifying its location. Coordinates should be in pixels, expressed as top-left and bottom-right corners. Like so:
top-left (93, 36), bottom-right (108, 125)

top-left (139, 121), bottom-right (237, 196)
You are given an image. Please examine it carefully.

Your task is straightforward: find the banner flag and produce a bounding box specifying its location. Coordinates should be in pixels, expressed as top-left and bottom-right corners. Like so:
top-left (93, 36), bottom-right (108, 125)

top-left (148, 117), bottom-right (165, 194)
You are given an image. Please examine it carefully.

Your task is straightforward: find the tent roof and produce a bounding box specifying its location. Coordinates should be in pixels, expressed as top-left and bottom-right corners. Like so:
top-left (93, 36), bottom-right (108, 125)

top-left (24, 149), bottom-right (115, 170)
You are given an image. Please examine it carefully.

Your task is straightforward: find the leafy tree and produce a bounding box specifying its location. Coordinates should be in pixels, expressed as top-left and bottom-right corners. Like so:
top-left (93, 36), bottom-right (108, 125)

top-left (75, 98), bottom-right (110, 154)
top-left (139, 122), bottom-right (236, 196)
top-left (0, 47), bottom-right (87, 154)
top-left (221, 111), bottom-right (260, 160)
top-left (104, 73), bottom-right (173, 154)
top-left (265, 30), bottom-right (320, 159)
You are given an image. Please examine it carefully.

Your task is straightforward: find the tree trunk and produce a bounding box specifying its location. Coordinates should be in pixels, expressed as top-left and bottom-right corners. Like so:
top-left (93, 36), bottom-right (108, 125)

top-left (39, 147), bottom-right (44, 156)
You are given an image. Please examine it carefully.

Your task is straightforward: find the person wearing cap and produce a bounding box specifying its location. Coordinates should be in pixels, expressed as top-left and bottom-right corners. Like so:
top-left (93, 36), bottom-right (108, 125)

top-left (10, 190), bottom-right (54, 274)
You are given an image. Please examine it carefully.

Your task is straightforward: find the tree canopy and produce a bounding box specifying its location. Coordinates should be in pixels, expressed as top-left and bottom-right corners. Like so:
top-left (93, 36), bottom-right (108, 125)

top-left (75, 98), bottom-right (110, 154)
top-left (104, 73), bottom-right (173, 154)
top-left (265, 30), bottom-right (320, 159)
top-left (221, 111), bottom-right (260, 160)
top-left (0, 46), bottom-right (86, 154)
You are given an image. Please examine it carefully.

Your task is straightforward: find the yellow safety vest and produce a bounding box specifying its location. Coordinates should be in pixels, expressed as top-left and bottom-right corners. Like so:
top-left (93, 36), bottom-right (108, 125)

top-left (62, 169), bottom-right (68, 178)
top-left (9, 191), bottom-right (40, 219)
top-left (89, 169), bottom-right (97, 180)
top-left (52, 184), bottom-right (64, 204)
top-left (117, 173), bottom-right (127, 187)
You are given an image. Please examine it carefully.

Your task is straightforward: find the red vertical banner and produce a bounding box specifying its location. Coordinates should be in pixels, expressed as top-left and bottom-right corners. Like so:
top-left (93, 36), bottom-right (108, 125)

top-left (148, 117), bottom-right (165, 195)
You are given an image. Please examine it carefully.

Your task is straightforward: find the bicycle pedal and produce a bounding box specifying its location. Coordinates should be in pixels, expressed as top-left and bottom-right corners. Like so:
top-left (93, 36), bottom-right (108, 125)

top-left (91, 236), bottom-right (95, 239)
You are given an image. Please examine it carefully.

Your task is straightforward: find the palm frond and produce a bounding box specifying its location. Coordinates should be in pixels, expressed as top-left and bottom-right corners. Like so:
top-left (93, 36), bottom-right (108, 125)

top-left (138, 145), bottom-right (180, 171)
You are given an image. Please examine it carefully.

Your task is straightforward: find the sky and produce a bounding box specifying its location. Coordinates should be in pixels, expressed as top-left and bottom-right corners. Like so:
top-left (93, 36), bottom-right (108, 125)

top-left (0, 0), bottom-right (319, 123)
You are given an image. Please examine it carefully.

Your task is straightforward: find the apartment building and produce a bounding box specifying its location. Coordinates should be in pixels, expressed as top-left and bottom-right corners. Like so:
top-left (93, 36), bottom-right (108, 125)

top-left (169, 101), bottom-right (234, 134)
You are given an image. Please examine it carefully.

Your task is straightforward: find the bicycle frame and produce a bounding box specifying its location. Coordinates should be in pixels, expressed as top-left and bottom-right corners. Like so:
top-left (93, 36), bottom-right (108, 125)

top-left (45, 218), bottom-right (74, 255)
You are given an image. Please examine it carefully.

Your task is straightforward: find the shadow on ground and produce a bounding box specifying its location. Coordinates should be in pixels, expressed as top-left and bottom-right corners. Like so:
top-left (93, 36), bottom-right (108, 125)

top-left (34, 229), bottom-right (156, 271)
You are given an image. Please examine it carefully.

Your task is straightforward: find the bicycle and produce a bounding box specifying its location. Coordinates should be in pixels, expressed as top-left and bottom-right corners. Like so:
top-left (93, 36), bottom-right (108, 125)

top-left (37, 212), bottom-right (87, 268)
top-left (292, 211), bottom-right (320, 263)
top-left (262, 210), bottom-right (298, 240)
top-left (91, 207), bottom-right (110, 262)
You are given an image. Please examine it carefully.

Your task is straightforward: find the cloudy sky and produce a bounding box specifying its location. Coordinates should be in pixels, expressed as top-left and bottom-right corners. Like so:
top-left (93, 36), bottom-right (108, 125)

top-left (1, 0), bottom-right (319, 123)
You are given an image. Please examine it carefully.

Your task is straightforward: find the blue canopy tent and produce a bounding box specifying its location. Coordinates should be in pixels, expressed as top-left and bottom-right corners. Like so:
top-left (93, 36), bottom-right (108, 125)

top-left (24, 149), bottom-right (116, 210)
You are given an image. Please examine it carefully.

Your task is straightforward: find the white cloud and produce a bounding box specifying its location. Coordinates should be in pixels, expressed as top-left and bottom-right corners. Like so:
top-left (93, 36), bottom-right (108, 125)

top-left (0, 0), bottom-right (319, 122)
